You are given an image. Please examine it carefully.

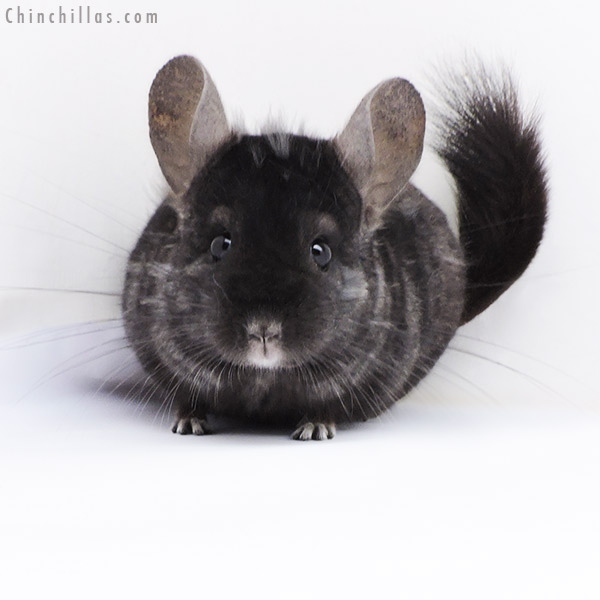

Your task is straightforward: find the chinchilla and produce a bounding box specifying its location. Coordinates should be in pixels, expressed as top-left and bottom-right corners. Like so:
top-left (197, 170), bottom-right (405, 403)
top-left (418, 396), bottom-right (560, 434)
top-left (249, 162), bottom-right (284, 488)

top-left (122, 56), bottom-right (547, 440)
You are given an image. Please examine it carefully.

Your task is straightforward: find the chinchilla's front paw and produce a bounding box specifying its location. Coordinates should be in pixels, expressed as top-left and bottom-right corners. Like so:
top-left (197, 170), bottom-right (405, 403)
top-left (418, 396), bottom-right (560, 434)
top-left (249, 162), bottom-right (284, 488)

top-left (171, 416), bottom-right (209, 436)
top-left (291, 422), bottom-right (336, 441)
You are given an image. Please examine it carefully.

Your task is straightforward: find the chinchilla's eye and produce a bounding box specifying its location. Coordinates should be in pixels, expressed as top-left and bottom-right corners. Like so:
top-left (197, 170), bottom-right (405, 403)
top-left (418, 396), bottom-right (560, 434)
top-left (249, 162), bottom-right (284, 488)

top-left (211, 234), bottom-right (232, 260)
top-left (311, 240), bottom-right (332, 269)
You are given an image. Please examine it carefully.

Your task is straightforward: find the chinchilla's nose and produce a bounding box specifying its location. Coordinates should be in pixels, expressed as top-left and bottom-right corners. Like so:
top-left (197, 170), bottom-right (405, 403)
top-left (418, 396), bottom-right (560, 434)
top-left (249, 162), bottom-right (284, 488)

top-left (246, 318), bottom-right (282, 343)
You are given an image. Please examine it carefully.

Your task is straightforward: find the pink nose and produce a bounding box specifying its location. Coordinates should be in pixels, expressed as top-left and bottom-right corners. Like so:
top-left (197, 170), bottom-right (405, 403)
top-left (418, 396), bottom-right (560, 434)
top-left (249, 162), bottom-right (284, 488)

top-left (246, 319), bottom-right (282, 343)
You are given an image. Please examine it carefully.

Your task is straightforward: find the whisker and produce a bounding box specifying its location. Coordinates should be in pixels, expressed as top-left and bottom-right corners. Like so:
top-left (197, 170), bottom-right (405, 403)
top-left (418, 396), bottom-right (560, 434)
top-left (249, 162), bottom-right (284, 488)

top-left (18, 337), bottom-right (130, 402)
top-left (0, 221), bottom-right (128, 258)
top-left (1, 190), bottom-right (130, 254)
top-left (435, 361), bottom-right (502, 406)
top-left (455, 332), bottom-right (598, 394)
top-left (1, 323), bottom-right (124, 350)
top-left (446, 345), bottom-right (571, 404)
top-left (31, 172), bottom-right (141, 235)
top-left (0, 285), bottom-right (121, 297)
top-left (0, 318), bottom-right (123, 350)
top-left (85, 355), bottom-right (143, 408)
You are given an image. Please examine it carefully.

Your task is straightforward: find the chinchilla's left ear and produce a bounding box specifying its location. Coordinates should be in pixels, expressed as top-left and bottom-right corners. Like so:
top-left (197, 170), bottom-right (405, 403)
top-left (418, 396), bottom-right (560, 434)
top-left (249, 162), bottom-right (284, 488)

top-left (148, 55), bottom-right (231, 195)
top-left (334, 78), bottom-right (425, 230)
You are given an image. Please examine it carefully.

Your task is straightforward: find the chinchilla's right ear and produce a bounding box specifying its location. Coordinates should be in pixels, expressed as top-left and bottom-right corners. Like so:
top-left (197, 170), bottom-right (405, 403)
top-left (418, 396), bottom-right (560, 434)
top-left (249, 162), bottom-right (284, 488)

top-left (149, 55), bottom-right (231, 195)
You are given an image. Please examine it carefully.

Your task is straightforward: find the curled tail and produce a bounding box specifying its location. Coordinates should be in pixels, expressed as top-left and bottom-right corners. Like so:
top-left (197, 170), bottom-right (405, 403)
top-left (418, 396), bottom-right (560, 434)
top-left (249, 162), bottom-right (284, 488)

top-left (434, 66), bottom-right (549, 324)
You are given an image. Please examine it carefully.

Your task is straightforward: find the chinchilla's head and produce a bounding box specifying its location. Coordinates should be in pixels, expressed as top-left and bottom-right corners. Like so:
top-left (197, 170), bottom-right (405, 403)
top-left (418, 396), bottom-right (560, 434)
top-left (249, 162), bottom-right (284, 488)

top-left (123, 56), bottom-right (424, 380)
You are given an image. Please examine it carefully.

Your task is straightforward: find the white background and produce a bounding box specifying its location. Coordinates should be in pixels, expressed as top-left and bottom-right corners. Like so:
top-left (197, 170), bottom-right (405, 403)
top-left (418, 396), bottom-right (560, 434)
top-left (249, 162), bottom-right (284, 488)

top-left (0, 1), bottom-right (599, 598)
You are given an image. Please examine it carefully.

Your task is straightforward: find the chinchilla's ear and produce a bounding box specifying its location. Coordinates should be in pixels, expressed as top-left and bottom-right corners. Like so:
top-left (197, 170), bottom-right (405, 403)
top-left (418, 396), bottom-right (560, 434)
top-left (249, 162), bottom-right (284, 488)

top-left (334, 78), bottom-right (425, 229)
top-left (149, 55), bottom-right (231, 195)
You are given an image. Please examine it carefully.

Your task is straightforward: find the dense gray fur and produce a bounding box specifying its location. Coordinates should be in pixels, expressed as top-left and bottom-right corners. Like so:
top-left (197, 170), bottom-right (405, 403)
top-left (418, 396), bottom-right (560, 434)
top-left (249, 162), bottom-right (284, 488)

top-left (122, 56), bottom-right (546, 440)
top-left (122, 144), bottom-right (464, 431)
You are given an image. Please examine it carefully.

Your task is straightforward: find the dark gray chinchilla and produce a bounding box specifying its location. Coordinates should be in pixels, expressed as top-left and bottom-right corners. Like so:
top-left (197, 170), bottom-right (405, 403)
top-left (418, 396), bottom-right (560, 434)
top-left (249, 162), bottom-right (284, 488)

top-left (122, 56), bottom-right (548, 440)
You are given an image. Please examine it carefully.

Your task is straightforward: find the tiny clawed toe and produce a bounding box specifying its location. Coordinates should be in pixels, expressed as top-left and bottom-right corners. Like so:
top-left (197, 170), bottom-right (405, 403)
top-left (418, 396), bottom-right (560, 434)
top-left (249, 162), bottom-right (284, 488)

top-left (172, 417), bottom-right (209, 436)
top-left (291, 422), bottom-right (336, 441)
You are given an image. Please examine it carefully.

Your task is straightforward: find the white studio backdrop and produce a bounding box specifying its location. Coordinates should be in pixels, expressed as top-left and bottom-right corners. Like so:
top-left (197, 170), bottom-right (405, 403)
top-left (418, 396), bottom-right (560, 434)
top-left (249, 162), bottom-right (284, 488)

top-left (0, 1), bottom-right (599, 599)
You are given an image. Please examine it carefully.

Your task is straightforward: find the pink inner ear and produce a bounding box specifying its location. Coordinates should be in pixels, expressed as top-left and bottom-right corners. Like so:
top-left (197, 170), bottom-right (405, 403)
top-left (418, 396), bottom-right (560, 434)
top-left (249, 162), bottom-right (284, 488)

top-left (334, 78), bottom-right (425, 228)
top-left (149, 55), bottom-right (230, 195)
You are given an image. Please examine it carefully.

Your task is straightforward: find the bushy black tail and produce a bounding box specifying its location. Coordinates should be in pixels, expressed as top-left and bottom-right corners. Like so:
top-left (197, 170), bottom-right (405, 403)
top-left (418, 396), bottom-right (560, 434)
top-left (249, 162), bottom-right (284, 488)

top-left (434, 66), bottom-right (548, 324)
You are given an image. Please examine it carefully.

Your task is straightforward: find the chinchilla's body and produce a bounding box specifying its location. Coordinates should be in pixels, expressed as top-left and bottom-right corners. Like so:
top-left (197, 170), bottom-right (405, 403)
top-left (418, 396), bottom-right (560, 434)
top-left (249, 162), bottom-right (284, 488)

top-left (122, 56), bottom-right (547, 440)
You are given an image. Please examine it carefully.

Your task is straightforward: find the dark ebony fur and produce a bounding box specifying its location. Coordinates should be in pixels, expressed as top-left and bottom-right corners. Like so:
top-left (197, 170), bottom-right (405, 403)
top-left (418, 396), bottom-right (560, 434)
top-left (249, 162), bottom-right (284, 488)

top-left (434, 69), bottom-right (548, 323)
top-left (123, 134), bottom-right (464, 427)
top-left (123, 68), bottom-right (547, 435)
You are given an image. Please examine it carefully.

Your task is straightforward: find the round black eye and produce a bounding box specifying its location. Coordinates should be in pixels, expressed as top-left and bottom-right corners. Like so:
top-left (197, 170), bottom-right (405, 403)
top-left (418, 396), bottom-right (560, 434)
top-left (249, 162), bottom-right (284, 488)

top-left (311, 240), bottom-right (332, 269)
top-left (211, 234), bottom-right (232, 260)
